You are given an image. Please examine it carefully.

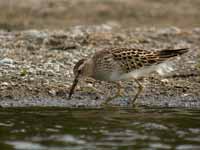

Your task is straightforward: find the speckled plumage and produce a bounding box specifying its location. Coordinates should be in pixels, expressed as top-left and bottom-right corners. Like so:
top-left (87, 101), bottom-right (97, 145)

top-left (82, 48), bottom-right (188, 81)
top-left (69, 47), bottom-right (189, 105)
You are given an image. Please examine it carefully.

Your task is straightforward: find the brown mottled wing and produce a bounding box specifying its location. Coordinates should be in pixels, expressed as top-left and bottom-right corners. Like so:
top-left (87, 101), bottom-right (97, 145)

top-left (111, 48), bottom-right (188, 73)
top-left (93, 49), bottom-right (116, 72)
top-left (111, 48), bottom-right (160, 73)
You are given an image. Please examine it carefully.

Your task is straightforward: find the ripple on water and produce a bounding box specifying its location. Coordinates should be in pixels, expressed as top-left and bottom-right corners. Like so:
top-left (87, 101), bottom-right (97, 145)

top-left (0, 108), bottom-right (199, 150)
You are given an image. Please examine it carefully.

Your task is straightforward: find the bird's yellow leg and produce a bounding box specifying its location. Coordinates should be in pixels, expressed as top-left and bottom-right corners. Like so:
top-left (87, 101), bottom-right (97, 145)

top-left (103, 81), bottom-right (124, 105)
top-left (131, 78), bottom-right (143, 105)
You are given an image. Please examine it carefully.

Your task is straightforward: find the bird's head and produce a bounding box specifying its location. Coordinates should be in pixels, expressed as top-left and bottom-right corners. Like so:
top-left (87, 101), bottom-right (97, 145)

top-left (68, 58), bottom-right (94, 99)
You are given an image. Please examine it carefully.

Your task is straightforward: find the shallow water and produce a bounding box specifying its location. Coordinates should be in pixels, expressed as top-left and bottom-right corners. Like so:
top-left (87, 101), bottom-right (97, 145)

top-left (0, 107), bottom-right (200, 150)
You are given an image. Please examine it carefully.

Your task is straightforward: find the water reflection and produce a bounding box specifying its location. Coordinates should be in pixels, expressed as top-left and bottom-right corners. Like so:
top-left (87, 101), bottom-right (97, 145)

top-left (0, 107), bottom-right (200, 150)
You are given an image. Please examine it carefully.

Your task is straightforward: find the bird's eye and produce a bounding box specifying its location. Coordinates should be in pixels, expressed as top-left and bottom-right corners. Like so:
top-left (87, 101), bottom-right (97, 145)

top-left (78, 69), bottom-right (81, 74)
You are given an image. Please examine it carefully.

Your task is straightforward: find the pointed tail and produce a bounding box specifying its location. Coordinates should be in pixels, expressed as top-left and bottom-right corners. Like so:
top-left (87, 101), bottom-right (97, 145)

top-left (158, 48), bottom-right (189, 59)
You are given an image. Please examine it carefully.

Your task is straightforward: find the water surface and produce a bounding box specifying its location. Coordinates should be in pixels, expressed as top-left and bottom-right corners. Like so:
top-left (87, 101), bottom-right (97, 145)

top-left (0, 107), bottom-right (200, 150)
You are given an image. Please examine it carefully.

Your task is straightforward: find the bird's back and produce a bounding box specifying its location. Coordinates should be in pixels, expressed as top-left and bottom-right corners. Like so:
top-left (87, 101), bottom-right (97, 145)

top-left (111, 48), bottom-right (188, 73)
top-left (92, 48), bottom-right (188, 81)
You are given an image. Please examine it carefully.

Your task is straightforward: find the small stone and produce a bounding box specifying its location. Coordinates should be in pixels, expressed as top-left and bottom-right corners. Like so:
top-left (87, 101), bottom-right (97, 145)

top-left (29, 78), bottom-right (34, 81)
top-left (161, 79), bottom-right (169, 83)
top-left (182, 93), bottom-right (189, 97)
top-left (46, 70), bottom-right (55, 76)
top-left (49, 89), bottom-right (57, 96)
top-left (0, 58), bottom-right (14, 65)
top-left (54, 64), bottom-right (60, 72)
top-left (1, 82), bottom-right (9, 86)
top-left (28, 68), bottom-right (36, 74)
top-left (22, 30), bottom-right (48, 39)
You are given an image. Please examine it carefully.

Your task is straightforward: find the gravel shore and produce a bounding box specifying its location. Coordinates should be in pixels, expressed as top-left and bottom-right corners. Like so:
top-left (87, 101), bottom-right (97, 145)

top-left (0, 25), bottom-right (199, 107)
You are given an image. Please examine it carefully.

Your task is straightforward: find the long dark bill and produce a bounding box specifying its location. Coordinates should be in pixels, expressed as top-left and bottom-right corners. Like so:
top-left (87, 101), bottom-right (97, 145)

top-left (68, 73), bottom-right (80, 99)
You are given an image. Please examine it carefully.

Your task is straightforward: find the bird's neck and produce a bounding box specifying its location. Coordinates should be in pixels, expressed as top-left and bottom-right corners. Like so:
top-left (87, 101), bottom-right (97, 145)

top-left (82, 59), bottom-right (95, 78)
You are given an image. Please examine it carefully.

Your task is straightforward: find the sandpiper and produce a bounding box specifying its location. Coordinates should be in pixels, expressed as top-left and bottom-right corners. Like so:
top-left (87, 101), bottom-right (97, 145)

top-left (68, 47), bottom-right (188, 105)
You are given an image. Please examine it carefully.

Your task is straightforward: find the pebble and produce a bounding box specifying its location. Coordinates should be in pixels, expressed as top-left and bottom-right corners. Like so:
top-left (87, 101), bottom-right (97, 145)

top-left (22, 30), bottom-right (48, 39)
top-left (1, 82), bottom-right (9, 86)
top-left (161, 79), bottom-right (169, 83)
top-left (48, 89), bottom-right (57, 96)
top-left (0, 58), bottom-right (14, 65)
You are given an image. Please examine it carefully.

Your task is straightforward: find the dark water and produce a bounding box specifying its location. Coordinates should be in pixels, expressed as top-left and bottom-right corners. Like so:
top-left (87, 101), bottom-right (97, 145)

top-left (0, 107), bottom-right (200, 150)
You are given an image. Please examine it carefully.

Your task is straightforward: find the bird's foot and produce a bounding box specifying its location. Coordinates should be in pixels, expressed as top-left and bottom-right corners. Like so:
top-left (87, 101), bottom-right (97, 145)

top-left (101, 88), bottom-right (125, 106)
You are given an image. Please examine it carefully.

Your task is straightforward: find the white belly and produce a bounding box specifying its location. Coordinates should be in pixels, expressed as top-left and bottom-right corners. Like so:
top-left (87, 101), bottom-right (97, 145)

top-left (111, 62), bottom-right (174, 81)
